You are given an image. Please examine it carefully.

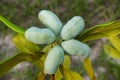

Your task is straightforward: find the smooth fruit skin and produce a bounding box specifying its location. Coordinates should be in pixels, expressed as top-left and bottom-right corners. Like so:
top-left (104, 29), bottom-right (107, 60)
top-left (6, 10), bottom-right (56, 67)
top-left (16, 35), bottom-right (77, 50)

top-left (25, 27), bottom-right (55, 44)
top-left (38, 10), bottom-right (62, 36)
top-left (60, 16), bottom-right (84, 40)
top-left (44, 46), bottom-right (64, 74)
top-left (61, 39), bottom-right (90, 57)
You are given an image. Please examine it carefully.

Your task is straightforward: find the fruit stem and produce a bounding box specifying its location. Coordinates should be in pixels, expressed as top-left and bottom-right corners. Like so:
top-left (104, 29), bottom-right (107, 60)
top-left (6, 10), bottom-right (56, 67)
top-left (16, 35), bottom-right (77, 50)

top-left (55, 37), bottom-right (62, 45)
top-left (52, 74), bottom-right (55, 80)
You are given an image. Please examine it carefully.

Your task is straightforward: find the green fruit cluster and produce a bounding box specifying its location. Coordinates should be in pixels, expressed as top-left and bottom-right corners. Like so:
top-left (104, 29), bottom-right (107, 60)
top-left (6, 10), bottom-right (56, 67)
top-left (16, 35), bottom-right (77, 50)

top-left (25, 10), bottom-right (91, 75)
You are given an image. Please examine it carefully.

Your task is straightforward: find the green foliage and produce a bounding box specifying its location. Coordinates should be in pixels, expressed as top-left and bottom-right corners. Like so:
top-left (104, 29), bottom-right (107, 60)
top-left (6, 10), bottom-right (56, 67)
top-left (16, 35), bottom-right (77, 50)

top-left (104, 44), bottom-right (120, 59)
top-left (62, 55), bottom-right (71, 68)
top-left (60, 65), bottom-right (83, 80)
top-left (37, 72), bottom-right (45, 80)
top-left (0, 53), bottom-right (40, 77)
top-left (108, 35), bottom-right (120, 52)
top-left (13, 34), bottom-right (40, 54)
top-left (77, 20), bottom-right (120, 42)
top-left (83, 58), bottom-right (97, 80)
top-left (103, 35), bottom-right (120, 59)
top-left (0, 15), bottom-right (25, 34)
top-left (0, 53), bottom-right (22, 77)
top-left (59, 55), bottom-right (83, 80)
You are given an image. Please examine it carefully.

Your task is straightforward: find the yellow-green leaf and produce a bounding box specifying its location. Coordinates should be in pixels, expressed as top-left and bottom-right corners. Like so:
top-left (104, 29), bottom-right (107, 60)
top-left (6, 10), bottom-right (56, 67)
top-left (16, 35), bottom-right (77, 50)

top-left (60, 65), bottom-right (83, 80)
top-left (104, 44), bottom-right (120, 59)
top-left (62, 55), bottom-right (71, 68)
top-left (55, 68), bottom-right (63, 80)
top-left (13, 34), bottom-right (40, 54)
top-left (54, 55), bottom-right (71, 80)
top-left (83, 57), bottom-right (96, 80)
top-left (33, 54), bottom-right (46, 72)
top-left (0, 53), bottom-right (23, 77)
top-left (37, 72), bottom-right (45, 80)
top-left (0, 52), bottom-right (40, 77)
top-left (77, 20), bottom-right (120, 42)
top-left (42, 44), bottom-right (53, 54)
top-left (108, 35), bottom-right (120, 52)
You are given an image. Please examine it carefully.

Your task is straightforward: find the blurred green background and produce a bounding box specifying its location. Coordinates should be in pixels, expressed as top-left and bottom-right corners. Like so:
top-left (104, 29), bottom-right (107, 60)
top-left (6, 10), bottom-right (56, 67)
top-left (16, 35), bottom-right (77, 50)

top-left (0, 0), bottom-right (120, 80)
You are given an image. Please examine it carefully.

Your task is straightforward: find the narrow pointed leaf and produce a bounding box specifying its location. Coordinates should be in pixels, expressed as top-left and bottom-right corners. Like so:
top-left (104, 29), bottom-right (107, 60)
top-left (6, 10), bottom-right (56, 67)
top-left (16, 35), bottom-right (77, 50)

top-left (60, 65), bottom-right (83, 80)
top-left (13, 34), bottom-right (40, 54)
top-left (83, 57), bottom-right (96, 80)
top-left (0, 53), bottom-right (41, 77)
top-left (0, 15), bottom-right (25, 34)
top-left (104, 44), bottom-right (120, 59)
top-left (55, 68), bottom-right (63, 80)
top-left (108, 36), bottom-right (120, 52)
top-left (54, 55), bottom-right (71, 80)
top-left (0, 53), bottom-right (23, 77)
top-left (77, 20), bottom-right (120, 42)
top-left (62, 55), bottom-right (71, 68)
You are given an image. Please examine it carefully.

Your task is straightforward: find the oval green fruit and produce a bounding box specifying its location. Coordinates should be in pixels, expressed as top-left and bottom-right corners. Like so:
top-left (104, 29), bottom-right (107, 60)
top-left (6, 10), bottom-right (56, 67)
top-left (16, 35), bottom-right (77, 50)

top-left (60, 16), bottom-right (84, 40)
top-left (61, 39), bottom-right (90, 57)
top-left (38, 10), bottom-right (62, 36)
top-left (44, 46), bottom-right (64, 74)
top-left (25, 27), bottom-right (55, 44)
